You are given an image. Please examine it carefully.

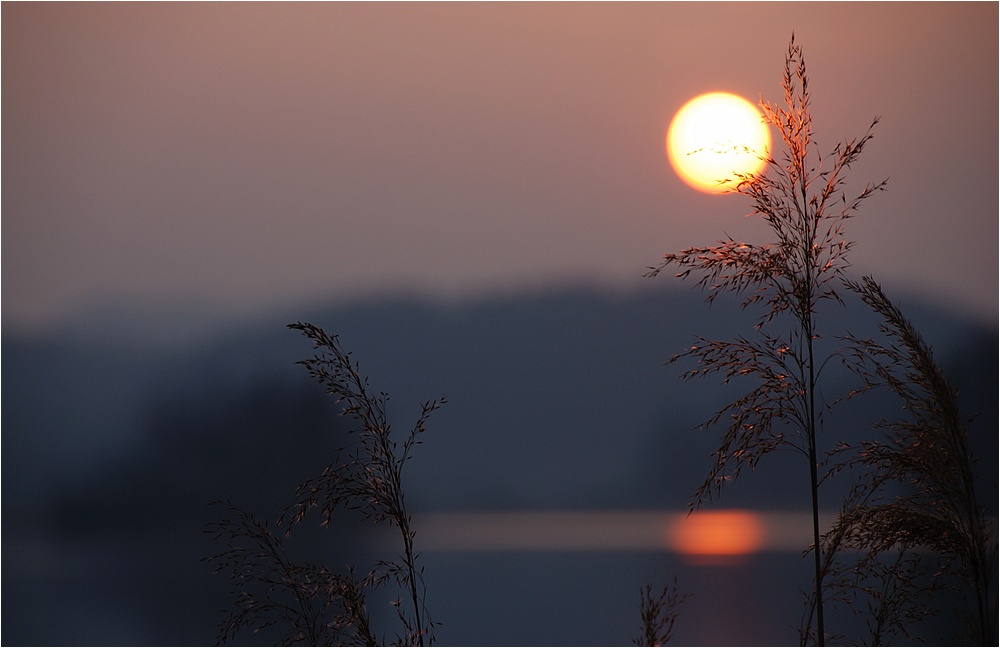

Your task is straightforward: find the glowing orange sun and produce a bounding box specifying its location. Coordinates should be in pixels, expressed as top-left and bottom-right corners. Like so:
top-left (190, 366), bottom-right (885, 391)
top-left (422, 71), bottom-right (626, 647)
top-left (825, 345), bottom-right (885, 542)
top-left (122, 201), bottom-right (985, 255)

top-left (667, 92), bottom-right (770, 194)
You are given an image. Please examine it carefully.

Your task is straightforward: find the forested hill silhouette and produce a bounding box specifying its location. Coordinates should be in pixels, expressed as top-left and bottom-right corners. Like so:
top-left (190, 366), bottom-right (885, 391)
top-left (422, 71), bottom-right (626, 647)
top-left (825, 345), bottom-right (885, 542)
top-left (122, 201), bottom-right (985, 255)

top-left (3, 285), bottom-right (995, 645)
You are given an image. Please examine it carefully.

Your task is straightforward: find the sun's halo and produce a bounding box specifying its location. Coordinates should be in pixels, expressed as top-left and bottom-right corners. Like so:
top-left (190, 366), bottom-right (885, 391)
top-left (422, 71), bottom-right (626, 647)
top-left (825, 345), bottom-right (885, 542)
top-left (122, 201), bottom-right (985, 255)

top-left (667, 92), bottom-right (770, 194)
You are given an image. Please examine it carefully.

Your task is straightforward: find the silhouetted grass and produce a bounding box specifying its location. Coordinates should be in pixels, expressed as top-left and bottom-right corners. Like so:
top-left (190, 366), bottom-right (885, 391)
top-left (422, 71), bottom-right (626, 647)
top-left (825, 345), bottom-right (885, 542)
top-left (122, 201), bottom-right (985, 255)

top-left (811, 276), bottom-right (996, 645)
top-left (205, 322), bottom-right (444, 645)
top-left (634, 578), bottom-right (688, 647)
top-left (647, 36), bottom-right (885, 646)
top-left (205, 502), bottom-right (376, 646)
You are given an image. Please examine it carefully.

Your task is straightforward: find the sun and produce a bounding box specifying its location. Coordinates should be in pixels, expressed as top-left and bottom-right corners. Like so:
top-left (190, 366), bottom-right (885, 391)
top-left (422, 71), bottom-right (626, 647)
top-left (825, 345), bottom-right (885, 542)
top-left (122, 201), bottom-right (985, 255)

top-left (667, 92), bottom-right (770, 194)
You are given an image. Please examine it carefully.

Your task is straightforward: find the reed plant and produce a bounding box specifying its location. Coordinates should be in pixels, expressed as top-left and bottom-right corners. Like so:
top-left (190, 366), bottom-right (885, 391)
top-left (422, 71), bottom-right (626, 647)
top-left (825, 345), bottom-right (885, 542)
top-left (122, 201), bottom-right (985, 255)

top-left (646, 36), bottom-right (886, 646)
top-left (633, 578), bottom-right (687, 646)
top-left (206, 322), bottom-right (443, 645)
top-left (811, 276), bottom-right (995, 645)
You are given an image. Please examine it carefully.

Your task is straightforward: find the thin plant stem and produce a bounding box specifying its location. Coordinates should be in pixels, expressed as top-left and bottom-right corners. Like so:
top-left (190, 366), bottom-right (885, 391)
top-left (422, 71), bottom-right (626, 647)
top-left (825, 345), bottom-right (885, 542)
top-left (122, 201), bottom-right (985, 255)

top-left (804, 273), bottom-right (825, 646)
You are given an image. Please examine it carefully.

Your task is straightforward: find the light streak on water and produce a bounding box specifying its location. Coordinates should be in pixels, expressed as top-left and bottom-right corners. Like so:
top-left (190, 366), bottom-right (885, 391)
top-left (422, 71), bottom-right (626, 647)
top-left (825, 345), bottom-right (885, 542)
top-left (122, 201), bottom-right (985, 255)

top-left (377, 509), bottom-right (832, 554)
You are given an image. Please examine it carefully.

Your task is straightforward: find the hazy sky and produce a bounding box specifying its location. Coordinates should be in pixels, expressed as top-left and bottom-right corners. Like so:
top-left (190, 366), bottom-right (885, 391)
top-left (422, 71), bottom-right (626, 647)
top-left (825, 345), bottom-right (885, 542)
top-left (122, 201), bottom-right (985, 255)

top-left (4, 2), bottom-right (998, 329)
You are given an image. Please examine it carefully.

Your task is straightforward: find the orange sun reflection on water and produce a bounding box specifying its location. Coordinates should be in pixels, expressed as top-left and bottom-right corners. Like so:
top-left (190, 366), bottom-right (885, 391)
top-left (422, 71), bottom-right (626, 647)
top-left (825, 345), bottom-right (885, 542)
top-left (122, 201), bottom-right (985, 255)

top-left (668, 510), bottom-right (764, 564)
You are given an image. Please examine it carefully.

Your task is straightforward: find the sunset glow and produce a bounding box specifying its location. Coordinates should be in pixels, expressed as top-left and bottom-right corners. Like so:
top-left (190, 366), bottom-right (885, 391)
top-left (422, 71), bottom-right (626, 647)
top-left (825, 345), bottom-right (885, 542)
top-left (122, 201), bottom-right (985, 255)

top-left (669, 510), bottom-right (765, 562)
top-left (667, 92), bottom-right (770, 194)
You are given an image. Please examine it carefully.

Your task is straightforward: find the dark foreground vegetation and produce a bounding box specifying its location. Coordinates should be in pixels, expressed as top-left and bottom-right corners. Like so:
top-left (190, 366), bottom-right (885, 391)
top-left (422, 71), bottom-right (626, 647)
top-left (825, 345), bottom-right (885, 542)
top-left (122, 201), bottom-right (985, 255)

top-left (201, 38), bottom-right (995, 646)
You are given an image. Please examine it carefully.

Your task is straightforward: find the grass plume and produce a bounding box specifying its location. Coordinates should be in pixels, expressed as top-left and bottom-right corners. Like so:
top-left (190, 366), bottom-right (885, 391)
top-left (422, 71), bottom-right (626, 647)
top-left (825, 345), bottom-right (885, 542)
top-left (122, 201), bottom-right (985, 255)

top-left (206, 322), bottom-right (444, 645)
top-left (647, 36), bottom-right (886, 645)
top-left (634, 579), bottom-right (688, 647)
top-left (811, 276), bottom-right (996, 644)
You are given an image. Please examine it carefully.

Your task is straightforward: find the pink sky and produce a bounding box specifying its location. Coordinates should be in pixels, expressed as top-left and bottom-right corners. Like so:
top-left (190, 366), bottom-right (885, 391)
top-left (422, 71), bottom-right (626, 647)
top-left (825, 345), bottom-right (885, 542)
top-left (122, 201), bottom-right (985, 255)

top-left (4, 3), bottom-right (997, 328)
